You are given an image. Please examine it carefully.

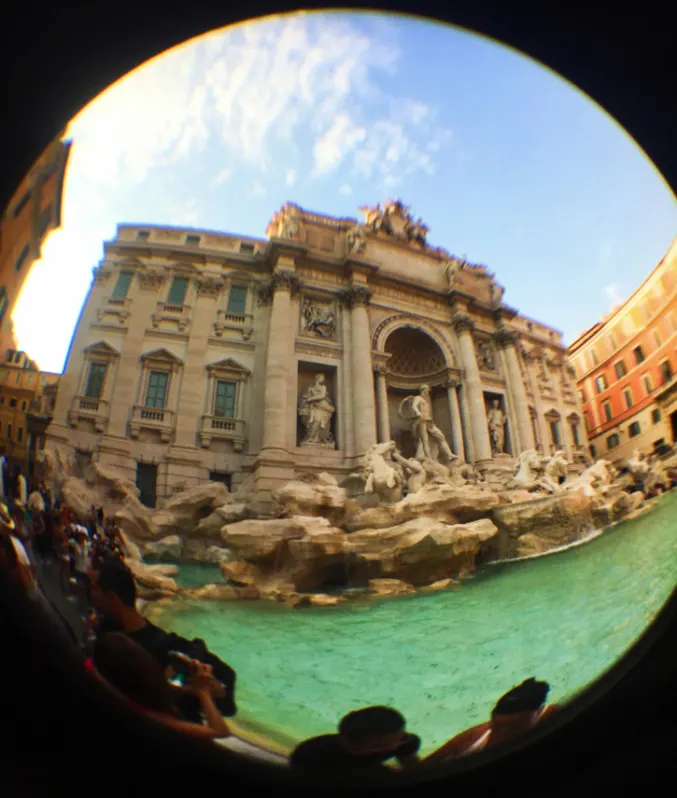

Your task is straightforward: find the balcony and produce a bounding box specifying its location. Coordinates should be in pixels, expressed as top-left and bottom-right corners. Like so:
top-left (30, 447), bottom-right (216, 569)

top-left (67, 395), bottom-right (110, 433)
top-left (97, 297), bottom-right (132, 326)
top-left (199, 415), bottom-right (246, 451)
top-left (213, 309), bottom-right (254, 341)
top-left (151, 301), bottom-right (191, 332)
top-left (129, 405), bottom-right (175, 442)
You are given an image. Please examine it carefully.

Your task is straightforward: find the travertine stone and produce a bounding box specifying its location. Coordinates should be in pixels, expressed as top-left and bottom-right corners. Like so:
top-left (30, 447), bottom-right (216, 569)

top-left (453, 313), bottom-right (492, 462)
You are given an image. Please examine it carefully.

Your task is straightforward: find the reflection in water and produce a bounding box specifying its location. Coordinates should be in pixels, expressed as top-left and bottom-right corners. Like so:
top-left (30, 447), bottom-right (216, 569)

top-left (154, 492), bottom-right (677, 760)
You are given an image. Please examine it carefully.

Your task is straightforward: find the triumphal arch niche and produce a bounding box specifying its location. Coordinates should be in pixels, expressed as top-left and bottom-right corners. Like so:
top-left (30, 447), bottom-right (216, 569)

top-left (254, 197), bottom-right (583, 488)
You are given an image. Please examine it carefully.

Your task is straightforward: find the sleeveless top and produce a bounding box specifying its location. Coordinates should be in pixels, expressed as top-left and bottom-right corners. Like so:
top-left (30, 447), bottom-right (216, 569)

top-left (462, 706), bottom-right (549, 756)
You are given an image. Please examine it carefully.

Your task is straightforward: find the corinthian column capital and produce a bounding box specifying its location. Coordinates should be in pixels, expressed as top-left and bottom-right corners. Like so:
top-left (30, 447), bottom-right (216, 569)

top-left (340, 285), bottom-right (373, 308)
top-left (451, 312), bottom-right (475, 334)
top-left (494, 328), bottom-right (519, 349)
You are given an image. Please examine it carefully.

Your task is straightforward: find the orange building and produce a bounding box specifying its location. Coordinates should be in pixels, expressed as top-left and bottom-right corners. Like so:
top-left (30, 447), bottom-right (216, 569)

top-left (0, 131), bottom-right (71, 354)
top-left (567, 236), bottom-right (677, 463)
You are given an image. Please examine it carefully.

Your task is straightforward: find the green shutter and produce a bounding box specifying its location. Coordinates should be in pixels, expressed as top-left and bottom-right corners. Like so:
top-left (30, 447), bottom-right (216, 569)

top-left (145, 371), bottom-right (168, 408)
top-left (213, 381), bottom-right (236, 418)
top-left (112, 271), bottom-right (134, 299)
top-left (226, 286), bottom-right (247, 315)
top-left (167, 278), bottom-right (188, 305)
top-left (84, 363), bottom-right (107, 398)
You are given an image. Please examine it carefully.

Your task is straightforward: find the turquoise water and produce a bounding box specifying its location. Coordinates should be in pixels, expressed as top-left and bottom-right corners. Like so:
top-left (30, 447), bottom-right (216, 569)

top-left (157, 493), bottom-right (677, 755)
top-left (144, 557), bottom-right (223, 590)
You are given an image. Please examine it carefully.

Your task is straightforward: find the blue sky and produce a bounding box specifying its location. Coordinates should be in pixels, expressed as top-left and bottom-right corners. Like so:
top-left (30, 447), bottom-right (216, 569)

top-left (13, 10), bottom-right (677, 373)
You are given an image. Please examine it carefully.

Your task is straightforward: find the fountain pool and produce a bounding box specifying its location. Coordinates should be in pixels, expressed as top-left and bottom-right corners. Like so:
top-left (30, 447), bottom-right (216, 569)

top-left (150, 492), bottom-right (677, 757)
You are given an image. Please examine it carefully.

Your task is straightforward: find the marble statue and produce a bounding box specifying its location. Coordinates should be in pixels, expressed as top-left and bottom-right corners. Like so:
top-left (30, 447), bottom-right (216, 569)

top-left (627, 449), bottom-right (650, 481)
top-left (399, 384), bottom-right (455, 463)
top-left (444, 259), bottom-right (462, 290)
top-left (486, 400), bottom-right (506, 456)
top-left (278, 214), bottom-right (298, 239)
top-left (363, 441), bottom-right (404, 503)
top-left (392, 450), bottom-right (427, 494)
top-left (477, 340), bottom-right (496, 372)
top-left (301, 298), bottom-right (336, 339)
top-left (299, 374), bottom-right (335, 446)
top-left (541, 449), bottom-right (569, 492)
top-left (347, 225), bottom-right (366, 254)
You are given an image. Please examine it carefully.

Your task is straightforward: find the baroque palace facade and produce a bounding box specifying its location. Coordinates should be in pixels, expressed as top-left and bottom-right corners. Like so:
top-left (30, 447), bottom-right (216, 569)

top-left (567, 236), bottom-right (677, 464)
top-left (45, 200), bottom-right (586, 506)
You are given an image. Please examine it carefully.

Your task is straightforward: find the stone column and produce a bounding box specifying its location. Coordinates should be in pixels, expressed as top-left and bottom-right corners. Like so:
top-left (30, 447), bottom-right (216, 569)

top-left (260, 271), bottom-right (297, 454)
top-left (495, 329), bottom-right (534, 453)
top-left (375, 365), bottom-right (390, 443)
top-left (172, 277), bottom-right (223, 449)
top-left (445, 377), bottom-right (465, 460)
top-left (344, 286), bottom-right (377, 454)
top-left (452, 312), bottom-right (492, 463)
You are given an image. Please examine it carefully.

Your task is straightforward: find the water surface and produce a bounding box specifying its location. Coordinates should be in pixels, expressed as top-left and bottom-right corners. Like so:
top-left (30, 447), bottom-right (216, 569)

top-left (155, 493), bottom-right (677, 755)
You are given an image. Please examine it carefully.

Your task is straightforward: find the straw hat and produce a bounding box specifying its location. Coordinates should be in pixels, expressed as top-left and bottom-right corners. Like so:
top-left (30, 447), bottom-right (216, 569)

top-left (0, 502), bottom-right (16, 532)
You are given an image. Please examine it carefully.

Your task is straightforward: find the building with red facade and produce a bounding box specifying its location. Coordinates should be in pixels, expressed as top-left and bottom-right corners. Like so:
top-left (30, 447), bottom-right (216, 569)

top-left (567, 236), bottom-right (677, 464)
top-left (0, 131), bottom-right (71, 355)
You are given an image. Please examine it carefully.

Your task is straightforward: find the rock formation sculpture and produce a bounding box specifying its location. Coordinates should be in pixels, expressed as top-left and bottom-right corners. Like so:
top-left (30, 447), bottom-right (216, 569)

top-left (399, 384), bottom-right (455, 463)
top-left (298, 374), bottom-right (335, 447)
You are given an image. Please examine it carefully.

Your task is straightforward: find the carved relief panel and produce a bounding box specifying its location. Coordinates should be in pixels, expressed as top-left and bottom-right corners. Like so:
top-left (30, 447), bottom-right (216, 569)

top-left (299, 295), bottom-right (338, 341)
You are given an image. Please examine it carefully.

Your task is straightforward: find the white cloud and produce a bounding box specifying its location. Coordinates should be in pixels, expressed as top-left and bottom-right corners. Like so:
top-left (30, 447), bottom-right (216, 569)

top-left (285, 169), bottom-right (297, 186)
top-left (312, 114), bottom-right (367, 175)
top-left (169, 198), bottom-right (200, 226)
top-left (339, 184), bottom-right (352, 195)
top-left (603, 282), bottom-right (623, 309)
top-left (213, 167), bottom-right (231, 185)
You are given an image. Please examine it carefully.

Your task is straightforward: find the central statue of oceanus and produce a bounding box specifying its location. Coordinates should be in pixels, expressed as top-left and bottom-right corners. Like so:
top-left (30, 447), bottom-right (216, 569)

top-left (399, 384), bottom-right (455, 463)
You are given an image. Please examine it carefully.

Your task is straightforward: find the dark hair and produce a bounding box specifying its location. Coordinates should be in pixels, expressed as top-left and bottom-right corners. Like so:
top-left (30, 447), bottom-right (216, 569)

top-left (493, 678), bottom-right (550, 717)
top-left (338, 707), bottom-right (405, 742)
top-left (93, 633), bottom-right (176, 714)
top-left (96, 560), bottom-right (137, 607)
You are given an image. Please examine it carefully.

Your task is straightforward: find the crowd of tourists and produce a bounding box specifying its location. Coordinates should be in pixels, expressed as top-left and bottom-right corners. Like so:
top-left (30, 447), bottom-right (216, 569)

top-left (0, 472), bottom-right (563, 781)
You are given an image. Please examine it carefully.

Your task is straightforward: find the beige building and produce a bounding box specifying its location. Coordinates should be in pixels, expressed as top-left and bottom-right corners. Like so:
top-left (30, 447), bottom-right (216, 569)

top-left (45, 200), bottom-right (586, 506)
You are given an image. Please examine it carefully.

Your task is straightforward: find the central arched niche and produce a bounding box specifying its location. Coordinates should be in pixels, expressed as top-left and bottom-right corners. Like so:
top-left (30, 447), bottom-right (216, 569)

top-left (383, 326), bottom-right (452, 458)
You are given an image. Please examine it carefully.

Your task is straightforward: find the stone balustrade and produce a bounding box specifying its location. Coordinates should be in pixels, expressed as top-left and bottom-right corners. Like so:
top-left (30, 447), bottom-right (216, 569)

top-left (199, 416), bottom-right (246, 451)
top-left (67, 396), bottom-right (111, 433)
top-left (129, 405), bottom-right (175, 442)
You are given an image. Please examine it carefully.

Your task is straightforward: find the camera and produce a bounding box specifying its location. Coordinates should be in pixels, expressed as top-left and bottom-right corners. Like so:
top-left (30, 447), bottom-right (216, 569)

top-left (167, 650), bottom-right (196, 677)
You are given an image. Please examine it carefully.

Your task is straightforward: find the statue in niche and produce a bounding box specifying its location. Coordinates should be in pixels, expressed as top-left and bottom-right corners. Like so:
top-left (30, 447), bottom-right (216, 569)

top-left (301, 298), bottom-right (336, 339)
top-left (299, 374), bottom-right (335, 447)
top-left (477, 339), bottom-right (496, 372)
top-left (444, 259), bottom-right (463, 290)
top-left (399, 384), bottom-right (455, 463)
top-left (486, 399), bottom-right (507, 456)
top-left (347, 225), bottom-right (366, 254)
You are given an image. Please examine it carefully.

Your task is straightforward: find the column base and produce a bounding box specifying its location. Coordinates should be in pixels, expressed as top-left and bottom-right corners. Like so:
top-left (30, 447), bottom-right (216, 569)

top-left (254, 448), bottom-right (295, 490)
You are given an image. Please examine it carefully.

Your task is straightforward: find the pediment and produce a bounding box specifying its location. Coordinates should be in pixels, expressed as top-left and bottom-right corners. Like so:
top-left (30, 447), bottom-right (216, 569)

top-left (207, 357), bottom-right (250, 377)
top-left (116, 256), bottom-right (146, 269)
top-left (83, 340), bottom-right (120, 357)
top-left (140, 348), bottom-right (183, 365)
top-left (544, 409), bottom-right (561, 421)
top-left (567, 411), bottom-right (581, 421)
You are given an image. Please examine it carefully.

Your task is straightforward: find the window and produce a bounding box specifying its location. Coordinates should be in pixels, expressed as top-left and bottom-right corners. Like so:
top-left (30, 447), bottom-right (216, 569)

top-left (38, 204), bottom-right (53, 238)
top-left (136, 463), bottom-right (157, 508)
top-left (137, 230), bottom-right (150, 241)
top-left (41, 161), bottom-right (58, 183)
top-left (6, 350), bottom-right (14, 362)
top-left (9, 398), bottom-right (17, 408)
top-left (239, 242), bottom-right (255, 254)
top-left (606, 433), bottom-right (620, 450)
top-left (7, 424), bottom-right (11, 439)
top-left (623, 388), bottom-right (633, 410)
top-left (112, 271), bottom-right (134, 299)
top-left (15, 372), bottom-right (20, 385)
top-left (15, 243), bottom-right (30, 272)
top-left (590, 444), bottom-right (597, 459)
top-left (579, 389), bottom-right (586, 403)
top-left (167, 277), bottom-right (188, 306)
top-left (84, 362), bottom-right (107, 399)
top-left (213, 380), bottom-right (236, 418)
top-left (595, 374), bottom-right (607, 394)
top-left (209, 471), bottom-right (232, 491)
top-left (643, 373), bottom-right (653, 395)
top-left (628, 421), bottom-right (641, 438)
top-left (226, 286), bottom-right (247, 315)
top-left (608, 332), bottom-right (617, 350)
top-left (17, 427), bottom-right (23, 443)
top-left (144, 371), bottom-right (169, 409)
top-left (660, 359), bottom-right (673, 383)
top-left (633, 345), bottom-right (645, 364)
top-left (13, 190), bottom-right (31, 218)
top-left (0, 287), bottom-right (8, 325)
top-left (186, 234), bottom-right (201, 246)
top-left (0, 396), bottom-right (3, 405)
top-left (653, 329), bottom-right (662, 348)
top-left (614, 360), bottom-right (627, 379)
top-left (571, 422), bottom-right (580, 446)
top-left (584, 415), bottom-right (591, 433)
top-left (652, 408), bottom-right (662, 425)
top-left (20, 401), bottom-right (26, 411)
top-left (642, 302), bottom-right (651, 322)
top-left (603, 401), bottom-right (613, 422)
top-left (591, 349), bottom-right (599, 366)
top-left (550, 420), bottom-right (561, 446)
